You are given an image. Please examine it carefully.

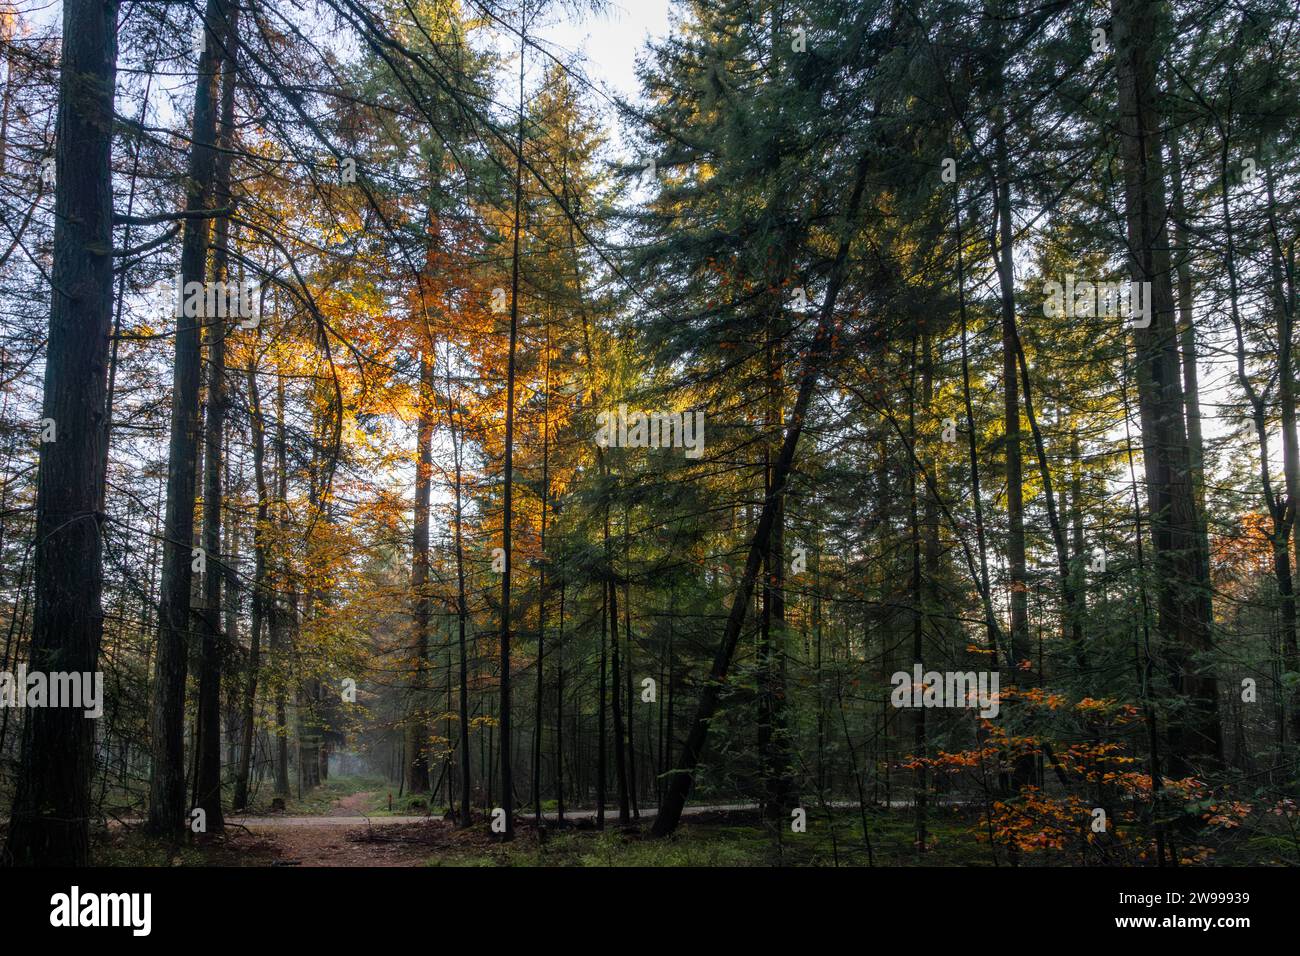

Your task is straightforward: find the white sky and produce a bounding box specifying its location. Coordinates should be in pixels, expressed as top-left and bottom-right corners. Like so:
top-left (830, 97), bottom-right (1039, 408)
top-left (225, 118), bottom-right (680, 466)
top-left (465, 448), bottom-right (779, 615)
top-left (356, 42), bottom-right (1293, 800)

top-left (529, 0), bottom-right (674, 105)
top-left (482, 0), bottom-right (677, 161)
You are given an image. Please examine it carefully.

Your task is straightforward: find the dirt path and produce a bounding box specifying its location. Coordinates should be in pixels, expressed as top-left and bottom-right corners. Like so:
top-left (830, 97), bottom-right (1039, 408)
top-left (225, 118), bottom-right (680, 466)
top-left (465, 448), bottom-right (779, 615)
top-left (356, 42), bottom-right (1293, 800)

top-left (236, 800), bottom-right (754, 866)
top-left (165, 797), bottom-right (965, 866)
top-left (246, 819), bottom-right (443, 866)
top-left (238, 791), bottom-right (441, 865)
top-left (229, 797), bottom-right (741, 866)
top-left (326, 790), bottom-right (380, 816)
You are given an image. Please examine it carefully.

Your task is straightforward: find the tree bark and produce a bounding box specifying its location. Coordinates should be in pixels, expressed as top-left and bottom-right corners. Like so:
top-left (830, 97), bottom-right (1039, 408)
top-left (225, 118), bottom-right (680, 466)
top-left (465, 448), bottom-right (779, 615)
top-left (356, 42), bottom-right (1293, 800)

top-left (1112, 0), bottom-right (1222, 775)
top-left (439, 341), bottom-right (473, 825)
top-left (232, 345), bottom-right (267, 811)
top-left (272, 366), bottom-right (291, 797)
top-left (405, 351), bottom-right (434, 793)
top-left (194, 0), bottom-right (240, 833)
top-left (147, 0), bottom-right (226, 836)
top-left (608, 520), bottom-right (629, 823)
top-left (759, 299), bottom-right (794, 820)
top-left (1166, 126), bottom-right (1213, 581)
top-left (533, 343), bottom-right (550, 823)
top-left (3, 0), bottom-right (118, 867)
top-left (910, 335), bottom-right (928, 851)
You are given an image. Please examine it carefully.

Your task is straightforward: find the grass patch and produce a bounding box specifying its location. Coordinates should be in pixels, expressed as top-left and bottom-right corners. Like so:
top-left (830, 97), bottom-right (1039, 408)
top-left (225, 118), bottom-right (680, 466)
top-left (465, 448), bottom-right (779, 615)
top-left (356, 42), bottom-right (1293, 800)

top-left (363, 789), bottom-right (444, 817)
top-left (243, 774), bottom-right (389, 815)
top-left (92, 828), bottom-right (278, 867)
top-left (416, 807), bottom-right (991, 867)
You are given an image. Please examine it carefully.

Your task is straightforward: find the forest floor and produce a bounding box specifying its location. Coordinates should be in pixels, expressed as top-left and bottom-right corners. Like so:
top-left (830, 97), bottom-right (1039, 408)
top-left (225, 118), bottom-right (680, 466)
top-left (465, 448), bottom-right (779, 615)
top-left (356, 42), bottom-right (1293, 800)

top-left (83, 776), bottom-right (1295, 866)
top-left (96, 809), bottom-right (987, 867)
top-left (75, 773), bottom-right (1300, 866)
top-left (89, 777), bottom-right (992, 866)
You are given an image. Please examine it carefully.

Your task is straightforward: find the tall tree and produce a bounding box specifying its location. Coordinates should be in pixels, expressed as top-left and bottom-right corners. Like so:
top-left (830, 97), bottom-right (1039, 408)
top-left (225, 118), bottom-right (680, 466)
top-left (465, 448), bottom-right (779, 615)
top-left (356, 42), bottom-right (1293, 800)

top-left (405, 350), bottom-right (434, 793)
top-left (232, 339), bottom-right (268, 812)
top-left (495, 2), bottom-right (528, 840)
top-left (1112, 0), bottom-right (1222, 775)
top-left (147, 0), bottom-right (227, 836)
top-left (3, 0), bottom-right (118, 867)
top-left (194, 0), bottom-right (241, 834)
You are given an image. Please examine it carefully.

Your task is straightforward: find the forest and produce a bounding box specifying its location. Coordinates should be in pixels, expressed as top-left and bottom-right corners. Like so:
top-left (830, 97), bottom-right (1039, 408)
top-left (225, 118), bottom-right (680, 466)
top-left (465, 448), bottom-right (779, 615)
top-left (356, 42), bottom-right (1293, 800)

top-left (0, 0), bottom-right (1298, 875)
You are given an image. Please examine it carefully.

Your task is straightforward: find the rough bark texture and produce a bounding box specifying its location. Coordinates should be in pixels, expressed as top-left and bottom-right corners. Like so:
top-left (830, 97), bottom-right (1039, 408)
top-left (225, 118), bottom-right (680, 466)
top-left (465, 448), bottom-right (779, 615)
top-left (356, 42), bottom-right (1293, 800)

top-left (3, 0), bottom-right (118, 868)
top-left (1112, 0), bottom-right (1222, 776)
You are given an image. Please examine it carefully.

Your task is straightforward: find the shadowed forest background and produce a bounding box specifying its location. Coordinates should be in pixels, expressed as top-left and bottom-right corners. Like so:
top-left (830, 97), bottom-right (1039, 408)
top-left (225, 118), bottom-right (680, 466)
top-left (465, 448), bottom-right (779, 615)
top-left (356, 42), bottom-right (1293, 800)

top-left (0, 0), bottom-right (1299, 868)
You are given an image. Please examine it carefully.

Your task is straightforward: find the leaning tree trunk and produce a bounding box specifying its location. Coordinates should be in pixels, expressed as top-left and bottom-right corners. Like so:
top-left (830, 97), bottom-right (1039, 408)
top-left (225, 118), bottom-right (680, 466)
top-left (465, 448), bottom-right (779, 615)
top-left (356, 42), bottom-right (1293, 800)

top-left (652, 153), bottom-right (870, 837)
top-left (3, 0), bottom-right (118, 867)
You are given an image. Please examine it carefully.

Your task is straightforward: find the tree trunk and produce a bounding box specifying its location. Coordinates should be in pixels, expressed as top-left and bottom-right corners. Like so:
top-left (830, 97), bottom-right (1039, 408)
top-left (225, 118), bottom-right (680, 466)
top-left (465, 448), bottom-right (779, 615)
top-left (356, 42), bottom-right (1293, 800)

top-left (148, 0), bottom-right (225, 838)
top-left (555, 576), bottom-right (566, 822)
top-left (608, 528), bottom-right (629, 823)
top-left (533, 343), bottom-right (550, 823)
top-left (194, 0), bottom-right (240, 833)
top-left (994, 123), bottom-right (1031, 681)
top-left (910, 335), bottom-right (928, 852)
top-left (232, 345), bottom-right (267, 811)
top-left (3, 0), bottom-right (118, 866)
top-left (443, 346), bottom-right (472, 825)
top-left (955, 190), bottom-right (997, 655)
top-left (759, 305), bottom-right (795, 820)
top-left (272, 366), bottom-right (291, 797)
top-left (652, 152), bottom-right (870, 837)
top-left (1264, 165), bottom-right (1300, 742)
top-left (1166, 126), bottom-right (1213, 580)
top-left (1112, 0), bottom-right (1222, 775)
top-left (493, 22), bottom-right (527, 840)
top-left (623, 513), bottom-right (639, 818)
top-left (405, 351), bottom-right (434, 793)
top-left (597, 578), bottom-right (607, 828)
